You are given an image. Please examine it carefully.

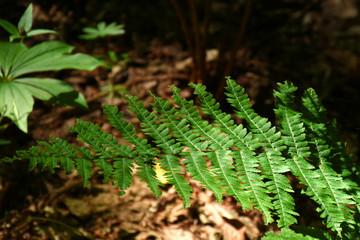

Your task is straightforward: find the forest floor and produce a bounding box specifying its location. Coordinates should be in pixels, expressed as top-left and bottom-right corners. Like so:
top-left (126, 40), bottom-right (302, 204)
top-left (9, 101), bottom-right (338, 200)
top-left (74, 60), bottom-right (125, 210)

top-left (0, 41), bottom-right (280, 240)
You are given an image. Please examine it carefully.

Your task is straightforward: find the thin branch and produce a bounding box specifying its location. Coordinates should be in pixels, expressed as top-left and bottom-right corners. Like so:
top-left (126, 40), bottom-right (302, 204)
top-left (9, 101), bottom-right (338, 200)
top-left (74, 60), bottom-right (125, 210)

top-left (188, 0), bottom-right (206, 84)
top-left (202, 0), bottom-right (212, 50)
top-left (215, 0), bottom-right (253, 100)
top-left (214, 0), bottom-right (238, 80)
top-left (170, 0), bottom-right (195, 64)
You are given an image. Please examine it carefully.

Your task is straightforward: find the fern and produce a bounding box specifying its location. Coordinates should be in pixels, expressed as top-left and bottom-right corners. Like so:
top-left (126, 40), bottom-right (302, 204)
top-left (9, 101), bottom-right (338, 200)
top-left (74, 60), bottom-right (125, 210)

top-left (2, 78), bottom-right (358, 238)
top-left (150, 92), bottom-right (225, 202)
top-left (274, 82), bottom-right (356, 234)
top-left (127, 95), bottom-right (193, 207)
top-left (192, 82), bottom-right (274, 223)
top-left (263, 227), bottom-right (334, 240)
top-left (170, 85), bottom-right (252, 210)
top-left (103, 104), bottom-right (162, 196)
top-left (225, 78), bottom-right (297, 227)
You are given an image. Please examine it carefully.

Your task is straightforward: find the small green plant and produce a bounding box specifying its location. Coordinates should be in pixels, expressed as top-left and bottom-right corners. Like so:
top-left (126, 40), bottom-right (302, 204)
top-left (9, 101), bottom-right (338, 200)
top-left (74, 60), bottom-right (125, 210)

top-left (3, 78), bottom-right (360, 239)
top-left (0, 3), bottom-right (56, 42)
top-left (79, 21), bottom-right (125, 40)
top-left (79, 20), bottom-right (128, 104)
top-left (0, 4), bottom-right (102, 132)
top-left (106, 51), bottom-right (130, 69)
top-left (99, 82), bottom-right (128, 104)
top-left (79, 21), bottom-right (127, 70)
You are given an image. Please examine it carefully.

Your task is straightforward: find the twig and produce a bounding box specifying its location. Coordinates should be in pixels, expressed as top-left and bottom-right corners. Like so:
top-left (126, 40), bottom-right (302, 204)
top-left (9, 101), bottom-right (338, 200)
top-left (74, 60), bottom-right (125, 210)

top-left (170, 0), bottom-right (196, 81)
top-left (215, 0), bottom-right (253, 100)
top-left (188, 0), bottom-right (206, 84)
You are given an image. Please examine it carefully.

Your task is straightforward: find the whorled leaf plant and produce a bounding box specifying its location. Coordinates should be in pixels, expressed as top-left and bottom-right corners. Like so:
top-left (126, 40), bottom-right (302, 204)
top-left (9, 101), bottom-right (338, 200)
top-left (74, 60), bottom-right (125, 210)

top-left (2, 77), bottom-right (359, 239)
top-left (79, 21), bottom-right (125, 40)
top-left (0, 3), bottom-right (102, 132)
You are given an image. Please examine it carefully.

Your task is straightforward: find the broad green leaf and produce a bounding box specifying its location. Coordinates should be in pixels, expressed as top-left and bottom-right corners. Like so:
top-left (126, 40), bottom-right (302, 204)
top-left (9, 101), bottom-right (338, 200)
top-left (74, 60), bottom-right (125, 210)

top-left (0, 19), bottom-right (19, 36)
top-left (27, 29), bottom-right (58, 37)
top-left (0, 41), bottom-right (99, 132)
top-left (8, 41), bottom-right (102, 78)
top-left (15, 78), bottom-right (88, 108)
top-left (9, 35), bottom-right (22, 42)
top-left (18, 3), bottom-right (33, 32)
top-left (0, 42), bottom-right (27, 79)
top-left (0, 81), bottom-right (34, 132)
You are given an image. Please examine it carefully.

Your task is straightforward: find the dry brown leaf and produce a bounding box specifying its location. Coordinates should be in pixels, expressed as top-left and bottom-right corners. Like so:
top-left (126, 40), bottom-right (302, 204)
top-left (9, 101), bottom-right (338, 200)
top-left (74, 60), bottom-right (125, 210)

top-left (161, 226), bottom-right (195, 240)
top-left (222, 224), bottom-right (246, 240)
top-left (63, 197), bottom-right (91, 219)
top-left (90, 193), bottom-right (120, 213)
top-left (198, 191), bottom-right (260, 240)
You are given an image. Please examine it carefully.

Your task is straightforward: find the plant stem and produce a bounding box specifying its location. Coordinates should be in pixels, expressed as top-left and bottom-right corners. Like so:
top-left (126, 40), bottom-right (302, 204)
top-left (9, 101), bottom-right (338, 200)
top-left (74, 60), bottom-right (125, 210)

top-left (215, 0), bottom-right (253, 100)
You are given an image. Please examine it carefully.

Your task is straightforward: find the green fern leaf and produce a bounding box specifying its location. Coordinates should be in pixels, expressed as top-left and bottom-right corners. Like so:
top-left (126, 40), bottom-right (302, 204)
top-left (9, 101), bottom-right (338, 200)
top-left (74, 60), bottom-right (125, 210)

top-left (103, 104), bottom-right (162, 197)
top-left (151, 93), bottom-right (224, 202)
top-left (69, 120), bottom-right (114, 182)
top-left (301, 88), bottom-right (357, 228)
top-left (225, 78), bottom-right (297, 227)
top-left (126, 95), bottom-right (193, 207)
top-left (112, 158), bottom-right (133, 194)
top-left (274, 81), bottom-right (355, 233)
top-left (45, 138), bottom-right (76, 174)
top-left (9, 138), bottom-right (94, 185)
top-left (302, 88), bottom-right (360, 211)
top-left (171, 85), bottom-right (252, 210)
top-left (191, 82), bottom-right (274, 223)
top-left (263, 227), bottom-right (334, 240)
top-left (72, 147), bottom-right (94, 186)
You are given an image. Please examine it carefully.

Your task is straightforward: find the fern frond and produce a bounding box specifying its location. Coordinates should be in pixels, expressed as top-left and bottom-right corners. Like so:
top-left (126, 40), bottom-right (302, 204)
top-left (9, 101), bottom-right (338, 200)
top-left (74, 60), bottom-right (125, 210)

top-left (151, 93), bottom-right (224, 202)
top-left (302, 89), bottom-right (360, 210)
top-left (69, 120), bottom-right (114, 182)
top-left (68, 119), bottom-right (139, 195)
top-left (301, 88), bottom-right (358, 225)
top-left (3, 78), bottom-right (358, 238)
top-left (103, 104), bottom-right (162, 197)
top-left (274, 81), bottom-right (355, 233)
top-left (191, 82), bottom-right (274, 224)
top-left (10, 137), bottom-right (94, 185)
top-left (170, 85), bottom-right (253, 210)
top-left (126, 95), bottom-right (193, 207)
top-left (41, 138), bottom-right (95, 186)
top-left (263, 227), bottom-right (334, 240)
top-left (225, 78), bottom-right (297, 227)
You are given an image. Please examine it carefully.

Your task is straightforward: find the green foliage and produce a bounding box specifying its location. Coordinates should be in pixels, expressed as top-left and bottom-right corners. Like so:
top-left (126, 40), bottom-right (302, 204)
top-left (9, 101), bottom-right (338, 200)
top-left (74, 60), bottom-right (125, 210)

top-left (0, 4), bottom-right (56, 42)
top-left (79, 21), bottom-right (128, 71)
top-left (263, 227), bottom-right (334, 240)
top-left (79, 21), bottom-right (125, 40)
top-left (3, 78), bottom-right (359, 238)
top-left (0, 4), bottom-right (102, 132)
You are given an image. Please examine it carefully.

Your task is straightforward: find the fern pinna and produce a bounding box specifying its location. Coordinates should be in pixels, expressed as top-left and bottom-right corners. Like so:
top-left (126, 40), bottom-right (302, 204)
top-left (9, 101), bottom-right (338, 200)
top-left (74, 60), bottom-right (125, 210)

top-left (3, 78), bottom-right (359, 238)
